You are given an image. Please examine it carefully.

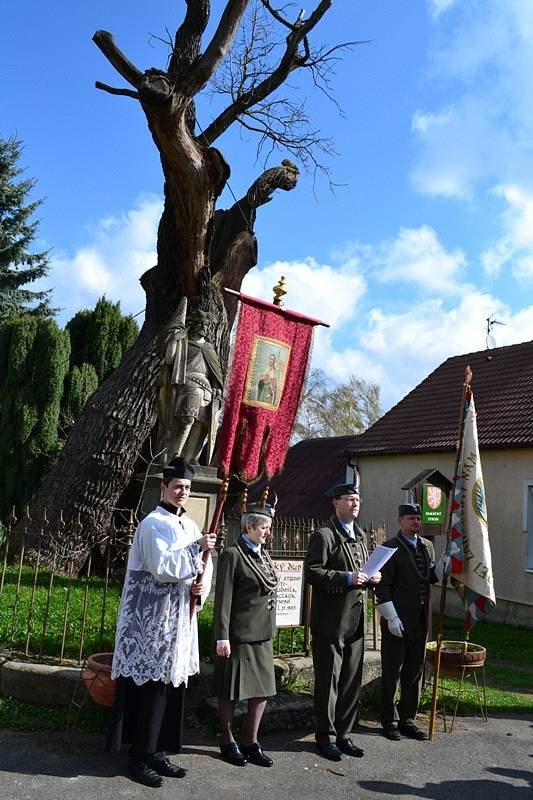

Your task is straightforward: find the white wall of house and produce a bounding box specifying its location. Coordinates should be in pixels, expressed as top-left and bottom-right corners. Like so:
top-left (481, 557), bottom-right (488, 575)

top-left (355, 450), bottom-right (533, 626)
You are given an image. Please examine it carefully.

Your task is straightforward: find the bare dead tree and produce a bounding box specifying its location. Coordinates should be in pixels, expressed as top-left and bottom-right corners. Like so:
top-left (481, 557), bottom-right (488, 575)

top-left (23, 0), bottom-right (355, 551)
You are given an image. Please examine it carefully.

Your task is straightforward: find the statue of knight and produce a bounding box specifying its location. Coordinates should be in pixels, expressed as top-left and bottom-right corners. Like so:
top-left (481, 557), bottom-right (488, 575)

top-left (156, 301), bottom-right (224, 465)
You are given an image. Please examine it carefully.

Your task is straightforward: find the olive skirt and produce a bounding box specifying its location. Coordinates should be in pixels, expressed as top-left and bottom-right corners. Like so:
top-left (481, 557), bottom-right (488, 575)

top-left (211, 640), bottom-right (276, 700)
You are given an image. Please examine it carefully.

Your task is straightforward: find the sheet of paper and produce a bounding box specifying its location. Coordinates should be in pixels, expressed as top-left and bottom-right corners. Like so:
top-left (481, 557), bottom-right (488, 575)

top-left (360, 545), bottom-right (397, 578)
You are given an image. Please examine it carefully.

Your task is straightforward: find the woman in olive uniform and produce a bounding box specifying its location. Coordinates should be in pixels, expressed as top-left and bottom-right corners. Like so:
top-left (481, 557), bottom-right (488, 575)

top-left (212, 504), bottom-right (278, 767)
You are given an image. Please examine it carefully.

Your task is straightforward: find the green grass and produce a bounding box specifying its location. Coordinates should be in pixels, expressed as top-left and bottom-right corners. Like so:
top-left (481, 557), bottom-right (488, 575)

top-left (420, 677), bottom-right (532, 715)
top-left (197, 600), bottom-right (214, 659)
top-left (483, 664), bottom-right (533, 692)
top-left (432, 614), bottom-right (533, 666)
top-left (0, 566), bottom-right (120, 659)
top-left (424, 615), bottom-right (533, 715)
top-left (0, 695), bottom-right (107, 733)
top-left (0, 568), bottom-right (309, 663)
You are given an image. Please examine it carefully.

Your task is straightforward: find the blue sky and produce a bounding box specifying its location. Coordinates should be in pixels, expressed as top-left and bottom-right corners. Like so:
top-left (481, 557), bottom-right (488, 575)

top-left (3, 0), bottom-right (533, 410)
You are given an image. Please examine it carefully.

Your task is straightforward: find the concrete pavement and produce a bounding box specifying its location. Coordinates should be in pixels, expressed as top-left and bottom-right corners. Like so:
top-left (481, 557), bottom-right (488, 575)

top-left (1, 713), bottom-right (532, 800)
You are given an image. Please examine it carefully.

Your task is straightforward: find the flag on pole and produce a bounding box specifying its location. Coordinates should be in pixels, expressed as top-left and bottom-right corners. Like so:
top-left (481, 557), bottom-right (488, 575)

top-left (446, 388), bottom-right (496, 629)
top-left (218, 292), bottom-right (325, 484)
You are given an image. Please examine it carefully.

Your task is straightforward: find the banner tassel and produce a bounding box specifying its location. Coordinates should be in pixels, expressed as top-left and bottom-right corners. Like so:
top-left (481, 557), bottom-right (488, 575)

top-left (260, 485), bottom-right (270, 508)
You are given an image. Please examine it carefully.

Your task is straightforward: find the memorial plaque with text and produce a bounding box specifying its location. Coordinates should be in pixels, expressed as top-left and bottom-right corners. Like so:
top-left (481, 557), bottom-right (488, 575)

top-left (273, 560), bottom-right (305, 627)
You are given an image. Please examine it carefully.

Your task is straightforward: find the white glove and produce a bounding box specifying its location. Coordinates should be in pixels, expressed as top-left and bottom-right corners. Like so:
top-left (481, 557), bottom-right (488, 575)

top-left (376, 601), bottom-right (404, 638)
top-left (434, 555), bottom-right (450, 582)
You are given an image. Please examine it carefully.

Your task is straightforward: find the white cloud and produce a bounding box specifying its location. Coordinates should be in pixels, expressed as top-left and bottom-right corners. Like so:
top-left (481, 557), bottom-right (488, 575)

top-left (411, 98), bottom-right (517, 199)
top-left (359, 290), bottom-right (533, 408)
top-left (241, 256), bottom-right (378, 390)
top-left (239, 248), bottom-right (533, 412)
top-left (481, 184), bottom-right (533, 281)
top-left (242, 257), bottom-right (367, 329)
top-left (372, 225), bottom-right (468, 295)
top-left (427, 0), bottom-right (462, 21)
top-left (71, 248), bottom-right (112, 293)
top-left (37, 196), bottom-right (533, 416)
top-left (243, 250), bottom-right (533, 411)
top-left (413, 1), bottom-right (533, 198)
top-left (46, 195), bottom-right (162, 323)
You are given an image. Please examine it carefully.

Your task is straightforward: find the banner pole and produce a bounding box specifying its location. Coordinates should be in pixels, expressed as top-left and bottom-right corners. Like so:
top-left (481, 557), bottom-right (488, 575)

top-left (428, 365), bottom-right (472, 740)
top-left (189, 476), bottom-right (229, 621)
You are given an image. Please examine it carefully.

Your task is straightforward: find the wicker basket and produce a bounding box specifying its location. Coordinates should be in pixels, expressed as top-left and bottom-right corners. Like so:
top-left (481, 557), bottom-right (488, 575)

top-left (426, 640), bottom-right (486, 677)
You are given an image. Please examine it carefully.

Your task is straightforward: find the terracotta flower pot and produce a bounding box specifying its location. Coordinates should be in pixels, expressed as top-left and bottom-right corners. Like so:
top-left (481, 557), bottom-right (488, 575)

top-left (426, 640), bottom-right (486, 677)
top-left (81, 652), bottom-right (116, 707)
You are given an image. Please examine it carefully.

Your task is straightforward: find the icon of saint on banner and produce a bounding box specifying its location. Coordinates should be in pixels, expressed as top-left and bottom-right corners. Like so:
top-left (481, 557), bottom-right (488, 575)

top-left (243, 336), bottom-right (291, 410)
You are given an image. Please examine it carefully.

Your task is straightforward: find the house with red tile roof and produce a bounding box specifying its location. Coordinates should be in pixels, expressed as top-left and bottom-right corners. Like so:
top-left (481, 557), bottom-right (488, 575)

top-left (345, 339), bottom-right (533, 626)
top-left (266, 434), bottom-right (359, 520)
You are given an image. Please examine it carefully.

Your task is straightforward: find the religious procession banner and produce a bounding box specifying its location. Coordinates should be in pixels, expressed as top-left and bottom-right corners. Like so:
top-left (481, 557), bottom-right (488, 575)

top-left (218, 292), bottom-right (324, 483)
top-left (446, 389), bottom-right (496, 629)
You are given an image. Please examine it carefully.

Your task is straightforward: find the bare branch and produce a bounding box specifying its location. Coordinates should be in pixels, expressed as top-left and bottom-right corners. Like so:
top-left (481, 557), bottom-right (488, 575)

top-left (260, 0), bottom-right (299, 30)
top-left (179, 0), bottom-right (251, 97)
top-left (169, 0), bottom-right (210, 77)
top-left (92, 30), bottom-right (143, 88)
top-left (199, 0), bottom-right (332, 145)
top-left (238, 111), bottom-right (336, 178)
top-left (95, 81), bottom-right (140, 100)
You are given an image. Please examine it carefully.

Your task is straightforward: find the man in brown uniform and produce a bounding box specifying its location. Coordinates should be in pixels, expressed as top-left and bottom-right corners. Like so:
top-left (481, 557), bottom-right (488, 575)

top-left (376, 503), bottom-right (443, 741)
top-left (305, 483), bottom-right (381, 762)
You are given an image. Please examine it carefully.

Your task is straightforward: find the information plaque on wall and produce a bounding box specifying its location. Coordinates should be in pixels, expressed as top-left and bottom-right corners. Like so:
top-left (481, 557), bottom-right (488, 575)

top-left (273, 560), bottom-right (305, 627)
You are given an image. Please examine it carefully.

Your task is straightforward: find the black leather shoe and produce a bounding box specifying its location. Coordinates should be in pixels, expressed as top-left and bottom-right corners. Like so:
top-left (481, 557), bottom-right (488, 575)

top-left (220, 741), bottom-right (247, 766)
top-left (127, 760), bottom-right (164, 788)
top-left (336, 738), bottom-right (364, 757)
top-left (398, 723), bottom-right (428, 740)
top-left (151, 753), bottom-right (187, 778)
top-left (382, 726), bottom-right (401, 741)
top-left (315, 741), bottom-right (343, 762)
top-left (241, 742), bottom-right (273, 767)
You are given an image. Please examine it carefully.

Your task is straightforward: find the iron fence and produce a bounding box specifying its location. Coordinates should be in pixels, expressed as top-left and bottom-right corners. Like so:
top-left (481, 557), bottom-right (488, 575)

top-left (222, 515), bottom-right (387, 654)
top-left (0, 508), bottom-right (134, 664)
top-left (0, 508), bottom-right (386, 665)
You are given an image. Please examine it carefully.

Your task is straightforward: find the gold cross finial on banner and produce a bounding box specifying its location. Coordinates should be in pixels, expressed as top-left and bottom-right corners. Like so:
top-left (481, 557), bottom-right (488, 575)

top-left (273, 275), bottom-right (287, 306)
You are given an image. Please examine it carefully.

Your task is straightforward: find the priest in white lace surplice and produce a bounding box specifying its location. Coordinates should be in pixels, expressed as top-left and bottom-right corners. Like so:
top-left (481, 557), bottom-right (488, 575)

top-left (106, 456), bottom-right (216, 788)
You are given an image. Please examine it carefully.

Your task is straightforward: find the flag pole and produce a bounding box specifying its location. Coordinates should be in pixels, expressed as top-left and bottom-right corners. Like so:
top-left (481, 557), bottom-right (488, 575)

top-left (189, 476), bottom-right (230, 621)
top-left (428, 364), bottom-right (472, 740)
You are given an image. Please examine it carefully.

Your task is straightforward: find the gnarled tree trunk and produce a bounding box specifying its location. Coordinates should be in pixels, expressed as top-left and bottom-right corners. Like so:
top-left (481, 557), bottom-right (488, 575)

top-left (20, 0), bottom-right (334, 554)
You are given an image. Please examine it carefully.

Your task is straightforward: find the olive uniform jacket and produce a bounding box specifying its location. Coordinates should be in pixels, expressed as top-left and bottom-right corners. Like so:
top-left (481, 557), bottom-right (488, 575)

top-left (213, 536), bottom-right (277, 644)
top-left (304, 517), bottom-right (369, 643)
top-left (375, 534), bottom-right (436, 635)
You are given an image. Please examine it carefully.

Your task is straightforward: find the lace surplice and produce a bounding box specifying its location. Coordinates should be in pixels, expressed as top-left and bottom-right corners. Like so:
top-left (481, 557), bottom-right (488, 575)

top-left (111, 507), bottom-right (203, 687)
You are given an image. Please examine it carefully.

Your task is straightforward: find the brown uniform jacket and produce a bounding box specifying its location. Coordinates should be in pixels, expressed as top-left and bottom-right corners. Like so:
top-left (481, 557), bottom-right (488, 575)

top-left (375, 533), bottom-right (436, 634)
top-left (304, 516), bottom-right (368, 642)
top-left (213, 536), bottom-right (277, 644)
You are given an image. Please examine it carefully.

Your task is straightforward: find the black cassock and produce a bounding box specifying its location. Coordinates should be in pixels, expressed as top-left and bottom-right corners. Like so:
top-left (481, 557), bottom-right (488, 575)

top-left (106, 677), bottom-right (186, 755)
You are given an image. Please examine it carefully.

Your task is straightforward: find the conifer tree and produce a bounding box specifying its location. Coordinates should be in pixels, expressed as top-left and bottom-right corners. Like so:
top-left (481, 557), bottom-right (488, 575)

top-left (0, 316), bottom-right (70, 518)
top-left (66, 296), bottom-right (138, 382)
top-left (0, 136), bottom-right (52, 321)
top-left (62, 297), bottom-right (138, 431)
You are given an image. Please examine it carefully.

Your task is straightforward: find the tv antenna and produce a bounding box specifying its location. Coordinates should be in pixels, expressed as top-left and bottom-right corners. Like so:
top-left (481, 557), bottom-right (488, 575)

top-left (486, 314), bottom-right (506, 349)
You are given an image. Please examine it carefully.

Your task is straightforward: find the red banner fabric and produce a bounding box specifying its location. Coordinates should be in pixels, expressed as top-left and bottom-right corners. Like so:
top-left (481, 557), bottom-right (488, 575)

top-left (218, 295), bottom-right (320, 483)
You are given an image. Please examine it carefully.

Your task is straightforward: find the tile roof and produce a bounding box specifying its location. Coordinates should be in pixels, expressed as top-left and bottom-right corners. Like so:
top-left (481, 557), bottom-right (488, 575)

top-left (266, 434), bottom-right (358, 520)
top-left (346, 339), bottom-right (533, 456)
